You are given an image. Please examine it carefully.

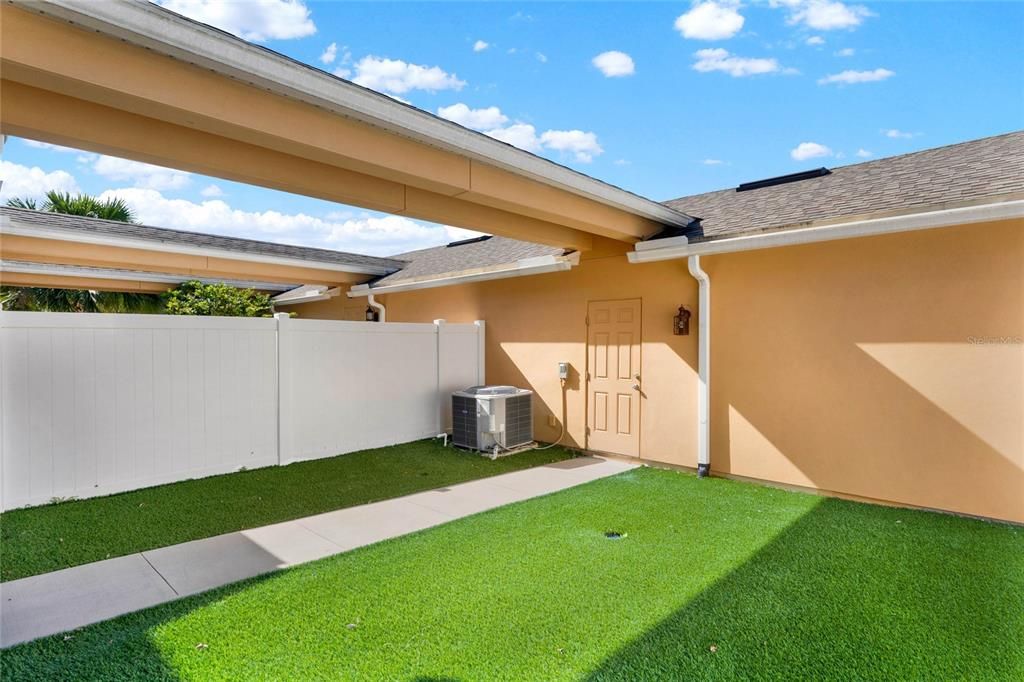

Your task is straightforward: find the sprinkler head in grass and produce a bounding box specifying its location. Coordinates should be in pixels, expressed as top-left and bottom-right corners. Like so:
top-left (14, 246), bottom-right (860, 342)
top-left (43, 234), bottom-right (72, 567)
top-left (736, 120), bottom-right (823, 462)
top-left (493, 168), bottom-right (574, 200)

top-left (604, 530), bottom-right (627, 540)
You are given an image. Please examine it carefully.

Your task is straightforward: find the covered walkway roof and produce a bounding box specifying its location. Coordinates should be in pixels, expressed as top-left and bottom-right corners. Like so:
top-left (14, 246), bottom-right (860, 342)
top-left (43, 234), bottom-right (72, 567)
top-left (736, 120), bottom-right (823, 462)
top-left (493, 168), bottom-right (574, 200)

top-left (0, 206), bottom-right (399, 293)
top-left (0, 0), bottom-right (696, 254)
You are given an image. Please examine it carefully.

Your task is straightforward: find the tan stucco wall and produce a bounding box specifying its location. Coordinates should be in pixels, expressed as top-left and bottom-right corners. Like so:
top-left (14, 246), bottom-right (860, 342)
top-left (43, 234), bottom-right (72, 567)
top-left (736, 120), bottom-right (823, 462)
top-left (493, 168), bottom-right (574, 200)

top-left (289, 295), bottom-right (379, 321)
top-left (318, 238), bottom-right (703, 469)
top-left (704, 218), bottom-right (1022, 523)
top-left (294, 220), bottom-right (1023, 522)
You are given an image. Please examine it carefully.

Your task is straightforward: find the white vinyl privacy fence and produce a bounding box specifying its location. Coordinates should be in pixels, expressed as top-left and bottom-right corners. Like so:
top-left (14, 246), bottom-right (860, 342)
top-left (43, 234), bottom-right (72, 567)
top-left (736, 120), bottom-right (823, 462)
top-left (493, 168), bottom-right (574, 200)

top-left (0, 312), bottom-right (484, 510)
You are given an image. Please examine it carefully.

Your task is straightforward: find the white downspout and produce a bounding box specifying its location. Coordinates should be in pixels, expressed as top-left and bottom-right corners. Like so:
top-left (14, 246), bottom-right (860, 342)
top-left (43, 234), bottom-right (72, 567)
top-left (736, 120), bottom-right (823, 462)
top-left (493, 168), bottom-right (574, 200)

top-left (687, 255), bottom-right (711, 477)
top-left (366, 293), bottom-right (386, 322)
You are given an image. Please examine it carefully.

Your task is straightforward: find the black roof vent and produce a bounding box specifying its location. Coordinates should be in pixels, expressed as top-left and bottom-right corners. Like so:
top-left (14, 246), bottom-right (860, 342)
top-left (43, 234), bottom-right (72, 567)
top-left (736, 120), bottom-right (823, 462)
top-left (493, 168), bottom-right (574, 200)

top-left (737, 167), bottom-right (831, 192)
top-left (446, 235), bottom-right (492, 248)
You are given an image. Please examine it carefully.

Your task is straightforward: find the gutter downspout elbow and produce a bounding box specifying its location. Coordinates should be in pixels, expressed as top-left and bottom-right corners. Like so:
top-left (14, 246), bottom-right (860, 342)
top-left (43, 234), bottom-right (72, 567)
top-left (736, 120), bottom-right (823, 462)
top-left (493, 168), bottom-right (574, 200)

top-left (687, 255), bottom-right (711, 478)
top-left (366, 293), bottom-right (386, 323)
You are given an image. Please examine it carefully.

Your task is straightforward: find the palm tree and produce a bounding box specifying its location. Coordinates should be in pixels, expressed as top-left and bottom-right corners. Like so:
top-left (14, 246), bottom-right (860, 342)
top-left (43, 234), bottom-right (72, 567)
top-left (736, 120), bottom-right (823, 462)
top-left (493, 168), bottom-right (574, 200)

top-left (26, 190), bottom-right (137, 222)
top-left (5, 197), bottom-right (39, 210)
top-left (3, 288), bottom-right (102, 313)
top-left (2, 190), bottom-right (159, 313)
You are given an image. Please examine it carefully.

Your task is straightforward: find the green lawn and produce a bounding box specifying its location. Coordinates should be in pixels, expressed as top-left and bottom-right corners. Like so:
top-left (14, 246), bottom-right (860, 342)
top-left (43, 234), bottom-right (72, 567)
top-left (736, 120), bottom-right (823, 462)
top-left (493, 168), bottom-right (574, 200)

top-left (4, 467), bottom-right (1022, 681)
top-left (0, 439), bottom-right (572, 581)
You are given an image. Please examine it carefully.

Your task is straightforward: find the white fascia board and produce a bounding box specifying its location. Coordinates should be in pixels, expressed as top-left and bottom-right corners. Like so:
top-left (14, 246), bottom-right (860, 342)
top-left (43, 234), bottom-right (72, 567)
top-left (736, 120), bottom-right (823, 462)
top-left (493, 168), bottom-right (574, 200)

top-left (347, 253), bottom-right (578, 297)
top-left (628, 200), bottom-right (1024, 263)
top-left (22, 0), bottom-right (693, 229)
top-left (271, 284), bottom-right (327, 302)
top-left (634, 235), bottom-right (688, 252)
top-left (0, 259), bottom-right (298, 291)
top-left (271, 285), bottom-right (341, 306)
top-left (0, 222), bottom-right (395, 276)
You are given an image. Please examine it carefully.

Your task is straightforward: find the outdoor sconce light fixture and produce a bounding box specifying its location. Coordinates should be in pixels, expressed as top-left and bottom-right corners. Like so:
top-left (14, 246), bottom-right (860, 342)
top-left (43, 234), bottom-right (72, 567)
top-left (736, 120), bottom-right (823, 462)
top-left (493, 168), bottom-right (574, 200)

top-left (365, 306), bottom-right (379, 322)
top-left (674, 305), bottom-right (691, 336)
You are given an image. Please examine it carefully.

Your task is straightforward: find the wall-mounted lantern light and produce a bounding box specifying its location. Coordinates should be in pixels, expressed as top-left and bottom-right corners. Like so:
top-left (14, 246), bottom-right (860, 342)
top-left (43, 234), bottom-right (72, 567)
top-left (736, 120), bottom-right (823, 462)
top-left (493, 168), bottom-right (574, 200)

top-left (365, 306), bottom-right (379, 322)
top-left (674, 305), bottom-right (691, 336)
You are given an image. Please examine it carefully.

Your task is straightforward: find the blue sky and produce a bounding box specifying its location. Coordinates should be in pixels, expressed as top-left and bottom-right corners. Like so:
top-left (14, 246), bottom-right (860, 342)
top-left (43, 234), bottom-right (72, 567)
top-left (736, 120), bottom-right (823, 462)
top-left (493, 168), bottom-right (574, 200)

top-left (2, 0), bottom-right (1022, 256)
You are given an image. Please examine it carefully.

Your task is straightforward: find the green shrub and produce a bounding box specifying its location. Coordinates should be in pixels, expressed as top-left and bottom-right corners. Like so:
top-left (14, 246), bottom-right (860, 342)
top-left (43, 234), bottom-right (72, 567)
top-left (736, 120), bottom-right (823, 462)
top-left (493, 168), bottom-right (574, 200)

top-left (163, 280), bottom-right (272, 317)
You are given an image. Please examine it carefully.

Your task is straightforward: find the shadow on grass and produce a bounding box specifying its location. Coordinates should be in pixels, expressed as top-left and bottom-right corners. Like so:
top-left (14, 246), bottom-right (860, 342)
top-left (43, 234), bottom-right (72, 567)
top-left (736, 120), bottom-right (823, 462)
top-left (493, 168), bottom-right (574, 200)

top-left (586, 497), bottom-right (1024, 680)
top-left (0, 572), bottom-right (277, 682)
top-left (4, 483), bottom-right (1021, 681)
top-left (0, 440), bottom-right (574, 582)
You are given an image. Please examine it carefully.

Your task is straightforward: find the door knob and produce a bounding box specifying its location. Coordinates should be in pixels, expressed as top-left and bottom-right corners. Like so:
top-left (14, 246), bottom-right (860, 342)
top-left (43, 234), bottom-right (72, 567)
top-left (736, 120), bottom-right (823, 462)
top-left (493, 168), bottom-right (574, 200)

top-left (632, 383), bottom-right (641, 391)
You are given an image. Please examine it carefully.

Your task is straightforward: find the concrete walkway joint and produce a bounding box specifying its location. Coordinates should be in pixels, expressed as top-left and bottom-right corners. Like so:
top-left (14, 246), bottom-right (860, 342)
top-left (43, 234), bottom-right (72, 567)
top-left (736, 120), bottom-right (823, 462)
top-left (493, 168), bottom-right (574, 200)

top-left (0, 456), bottom-right (636, 647)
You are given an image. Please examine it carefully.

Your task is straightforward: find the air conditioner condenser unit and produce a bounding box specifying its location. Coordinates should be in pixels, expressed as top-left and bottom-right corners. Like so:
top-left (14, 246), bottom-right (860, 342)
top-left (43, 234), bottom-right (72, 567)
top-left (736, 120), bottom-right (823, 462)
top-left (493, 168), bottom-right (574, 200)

top-left (452, 386), bottom-right (534, 457)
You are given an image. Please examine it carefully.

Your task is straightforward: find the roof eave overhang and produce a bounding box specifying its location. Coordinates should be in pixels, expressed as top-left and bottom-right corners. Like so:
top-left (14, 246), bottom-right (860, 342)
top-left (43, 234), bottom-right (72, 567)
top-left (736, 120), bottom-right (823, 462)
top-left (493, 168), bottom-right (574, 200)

top-left (628, 199), bottom-right (1024, 263)
top-left (18, 0), bottom-right (694, 230)
top-left (1, 217), bottom-right (399, 277)
top-left (0, 259), bottom-right (300, 292)
top-left (271, 285), bottom-right (342, 306)
top-left (347, 252), bottom-right (580, 296)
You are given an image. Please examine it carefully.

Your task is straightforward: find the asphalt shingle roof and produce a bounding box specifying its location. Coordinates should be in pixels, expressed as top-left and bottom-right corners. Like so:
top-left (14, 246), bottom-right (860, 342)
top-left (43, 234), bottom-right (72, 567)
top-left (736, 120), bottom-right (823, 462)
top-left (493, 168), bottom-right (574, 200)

top-left (0, 206), bottom-right (405, 274)
top-left (663, 131), bottom-right (1024, 240)
top-left (372, 236), bottom-right (565, 286)
top-left (7, 133), bottom-right (1017, 289)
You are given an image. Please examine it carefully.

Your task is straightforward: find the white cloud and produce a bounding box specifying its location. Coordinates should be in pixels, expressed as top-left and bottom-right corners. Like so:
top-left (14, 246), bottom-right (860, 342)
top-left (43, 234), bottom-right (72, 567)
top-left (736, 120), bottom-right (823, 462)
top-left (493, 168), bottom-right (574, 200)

top-left (437, 103), bottom-right (509, 131)
top-left (200, 184), bottom-right (225, 197)
top-left (97, 187), bottom-right (480, 256)
top-left (614, 159), bottom-right (631, 166)
top-left (592, 51), bottom-right (636, 77)
top-left (16, 143), bottom-right (192, 192)
top-left (325, 216), bottom-right (480, 255)
top-left (818, 67), bottom-right (893, 85)
top-left (91, 156), bottom-right (191, 191)
top-left (882, 128), bottom-right (917, 139)
top-left (539, 130), bottom-right (604, 163)
top-left (319, 42), bottom-right (337, 65)
top-left (855, 148), bottom-right (873, 157)
top-left (351, 56), bottom-right (466, 94)
top-left (155, 0), bottom-right (316, 42)
top-left (22, 140), bottom-right (80, 154)
top-left (692, 48), bottom-right (781, 77)
top-left (806, 36), bottom-right (825, 45)
top-left (675, 1), bottom-right (745, 41)
top-left (835, 47), bottom-right (855, 57)
top-left (702, 158), bottom-right (725, 165)
top-left (486, 123), bottom-right (542, 153)
top-left (773, 0), bottom-right (873, 31)
top-left (536, 52), bottom-right (548, 63)
top-left (473, 40), bottom-right (490, 52)
top-left (333, 66), bottom-right (352, 79)
top-left (432, 106), bottom-right (607, 164)
top-left (484, 123), bottom-right (604, 163)
top-left (790, 142), bottom-right (833, 161)
top-left (0, 160), bottom-right (80, 201)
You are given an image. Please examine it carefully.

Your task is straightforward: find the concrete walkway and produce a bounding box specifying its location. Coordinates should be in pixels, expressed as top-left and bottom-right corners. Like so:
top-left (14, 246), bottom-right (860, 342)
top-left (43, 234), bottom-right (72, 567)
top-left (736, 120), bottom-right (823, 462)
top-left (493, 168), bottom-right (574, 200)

top-left (0, 456), bottom-right (636, 647)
